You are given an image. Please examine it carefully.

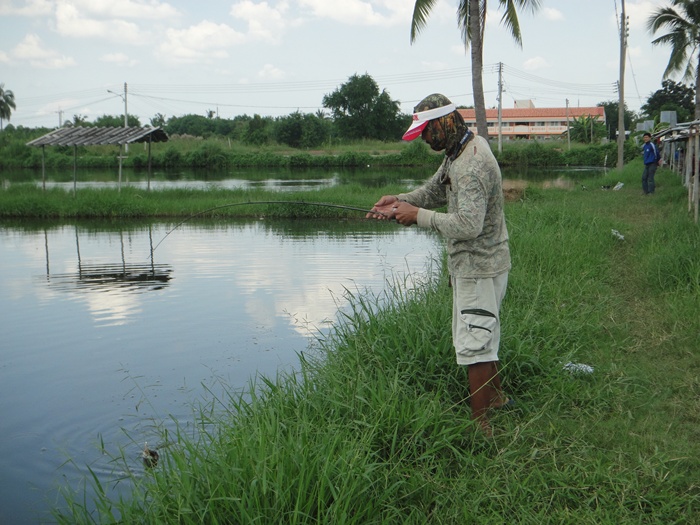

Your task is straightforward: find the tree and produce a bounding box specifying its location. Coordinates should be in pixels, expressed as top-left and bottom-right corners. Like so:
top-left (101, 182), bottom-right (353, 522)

top-left (94, 114), bottom-right (141, 127)
top-left (568, 115), bottom-right (607, 144)
top-left (640, 79), bottom-right (695, 123)
top-left (410, 0), bottom-right (541, 138)
top-left (274, 112), bottom-right (330, 149)
top-left (322, 73), bottom-right (404, 141)
top-left (150, 113), bottom-right (166, 128)
top-left (245, 114), bottom-right (270, 146)
top-left (598, 100), bottom-right (635, 141)
top-left (0, 83), bottom-right (17, 131)
top-left (68, 114), bottom-right (89, 127)
top-left (647, 0), bottom-right (700, 120)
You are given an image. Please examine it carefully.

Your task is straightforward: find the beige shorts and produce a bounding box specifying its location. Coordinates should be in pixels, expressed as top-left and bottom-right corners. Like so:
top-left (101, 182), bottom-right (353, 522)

top-left (452, 273), bottom-right (508, 366)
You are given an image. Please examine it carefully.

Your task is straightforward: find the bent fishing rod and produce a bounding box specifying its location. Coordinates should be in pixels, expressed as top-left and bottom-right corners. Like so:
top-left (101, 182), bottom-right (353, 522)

top-left (150, 200), bottom-right (390, 256)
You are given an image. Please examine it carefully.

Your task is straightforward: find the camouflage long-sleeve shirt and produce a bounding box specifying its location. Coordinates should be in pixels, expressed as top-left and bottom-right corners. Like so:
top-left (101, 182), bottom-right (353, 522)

top-left (397, 134), bottom-right (511, 278)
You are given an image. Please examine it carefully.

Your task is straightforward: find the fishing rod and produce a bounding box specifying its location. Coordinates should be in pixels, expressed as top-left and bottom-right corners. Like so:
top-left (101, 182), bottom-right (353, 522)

top-left (150, 200), bottom-right (389, 256)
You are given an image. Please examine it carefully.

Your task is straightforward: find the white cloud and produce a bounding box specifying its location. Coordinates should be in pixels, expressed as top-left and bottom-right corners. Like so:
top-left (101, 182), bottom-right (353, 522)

top-left (230, 0), bottom-right (297, 44)
top-left (55, 0), bottom-right (180, 20)
top-left (158, 21), bottom-right (245, 63)
top-left (522, 56), bottom-right (549, 71)
top-left (55, 2), bottom-right (144, 43)
top-left (12, 33), bottom-right (76, 68)
top-left (298, 0), bottom-right (407, 26)
top-left (543, 7), bottom-right (564, 21)
top-left (257, 63), bottom-right (284, 79)
top-left (100, 52), bottom-right (138, 66)
top-left (0, 0), bottom-right (53, 16)
top-left (625, 0), bottom-right (658, 30)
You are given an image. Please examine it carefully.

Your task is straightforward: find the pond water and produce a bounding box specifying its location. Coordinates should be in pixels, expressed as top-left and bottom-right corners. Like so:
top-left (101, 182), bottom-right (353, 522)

top-left (0, 217), bottom-right (440, 524)
top-left (1, 164), bottom-right (607, 192)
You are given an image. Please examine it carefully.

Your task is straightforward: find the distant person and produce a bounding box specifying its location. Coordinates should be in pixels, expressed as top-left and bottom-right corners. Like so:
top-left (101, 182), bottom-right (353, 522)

top-left (367, 94), bottom-right (511, 437)
top-left (641, 132), bottom-right (660, 195)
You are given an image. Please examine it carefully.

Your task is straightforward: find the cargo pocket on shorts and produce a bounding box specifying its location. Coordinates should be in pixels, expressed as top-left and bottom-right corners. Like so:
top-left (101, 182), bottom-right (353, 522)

top-left (457, 308), bottom-right (497, 356)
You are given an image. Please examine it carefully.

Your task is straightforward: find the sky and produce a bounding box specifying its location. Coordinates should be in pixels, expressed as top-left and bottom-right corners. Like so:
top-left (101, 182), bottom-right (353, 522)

top-left (0, 0), bottom-right (677, 130)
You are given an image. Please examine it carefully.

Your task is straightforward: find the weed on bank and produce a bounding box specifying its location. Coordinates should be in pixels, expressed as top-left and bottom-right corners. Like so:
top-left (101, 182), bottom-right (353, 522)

top-left (54, 160), bottom-right (700, 523)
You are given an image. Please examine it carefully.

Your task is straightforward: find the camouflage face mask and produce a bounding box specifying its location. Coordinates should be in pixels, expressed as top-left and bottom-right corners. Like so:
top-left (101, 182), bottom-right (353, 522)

top-left (414, 94), bottom-right (469, 157)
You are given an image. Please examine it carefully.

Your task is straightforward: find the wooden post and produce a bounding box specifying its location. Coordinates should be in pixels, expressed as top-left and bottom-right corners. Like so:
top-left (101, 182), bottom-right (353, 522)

top-left (694, 130), bottom-right (699, 223)
top-left (118, 143), bottom-right (123, 192)
top-left (41, 145), bottom-right (46, 191)
top-left (690, 132), bottom-right (695, 213)
top-left (685, 140), bottom-right (692, 187)
top-left (147, 135), bottom-right (152, 191)
top-left (73, 145), bottom-right (77, 196)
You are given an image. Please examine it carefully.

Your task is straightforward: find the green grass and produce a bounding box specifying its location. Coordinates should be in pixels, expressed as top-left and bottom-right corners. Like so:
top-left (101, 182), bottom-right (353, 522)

top-left (50, 159), bottom-right (700, 523)
top-left (0, 184), bottom-right (412, 220)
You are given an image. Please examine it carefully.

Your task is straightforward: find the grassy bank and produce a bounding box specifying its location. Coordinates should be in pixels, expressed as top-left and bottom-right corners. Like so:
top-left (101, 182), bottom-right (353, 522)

top-left (51, 160), bottom-right (700, 523)
top-left (0, 184), bottom-right (414, 220)
top-left (2, 128), bottom-right (638, 170)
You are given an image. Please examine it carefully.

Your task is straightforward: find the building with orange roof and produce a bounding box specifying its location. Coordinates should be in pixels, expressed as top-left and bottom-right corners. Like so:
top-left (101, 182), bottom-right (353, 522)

top-left (458, 100), bottom-right (606, 140)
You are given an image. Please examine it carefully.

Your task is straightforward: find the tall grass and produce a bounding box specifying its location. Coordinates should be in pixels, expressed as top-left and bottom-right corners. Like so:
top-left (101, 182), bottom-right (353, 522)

top-left (52, 159), bottom-right (700, 523)
top-left (0, 184), bottom-right (412, 220)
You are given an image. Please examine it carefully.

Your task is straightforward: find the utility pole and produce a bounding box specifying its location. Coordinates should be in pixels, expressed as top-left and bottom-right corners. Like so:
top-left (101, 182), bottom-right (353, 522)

top-left (56, 109), bottom-right (64, 128)
top-left (123, 82), bottom-right (129, 153)
top-left (497, 62), bottom-right (503, 153)
top-left (108, 83), bottom-right (129, 152)
top-left (566, 99), bottom-right (571, 151)
top-left (617, 0), bottom-right (627, 169)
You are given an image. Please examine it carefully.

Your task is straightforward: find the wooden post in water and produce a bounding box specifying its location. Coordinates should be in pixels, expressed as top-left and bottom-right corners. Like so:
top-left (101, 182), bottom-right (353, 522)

top-left (41, 145), bottom-right (46, 191)
top-left (694, 130), bottom-right (699, 223)
top-left (73, 145), bottom-right (77, 196)
top-left (118, 143), bottom-right (123, 193)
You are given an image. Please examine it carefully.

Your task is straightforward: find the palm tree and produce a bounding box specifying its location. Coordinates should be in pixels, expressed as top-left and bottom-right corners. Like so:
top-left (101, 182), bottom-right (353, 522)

top-left (0, 83), bottom-right (17, 131)
top-left (647, 0), bottom-right (700, 120)
top-left (410, 0), bottom-right (541, 137)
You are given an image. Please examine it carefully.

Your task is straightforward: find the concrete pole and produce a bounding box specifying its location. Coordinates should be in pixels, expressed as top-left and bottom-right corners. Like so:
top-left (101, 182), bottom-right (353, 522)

top-left (497, 62), bottom-right (503, 153)
top-left (617, 0), bottom-right (627, 169)
top-left (123, 82), bottom-right (129, 153)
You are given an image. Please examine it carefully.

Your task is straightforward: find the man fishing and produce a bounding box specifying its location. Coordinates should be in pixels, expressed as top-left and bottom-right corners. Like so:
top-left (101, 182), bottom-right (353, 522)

top-left (367, 94), bottom-right (512, 436)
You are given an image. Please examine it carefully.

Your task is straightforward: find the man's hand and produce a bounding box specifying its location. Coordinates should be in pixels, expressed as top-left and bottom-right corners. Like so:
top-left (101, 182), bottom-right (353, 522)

top-left (367, 195), bottom-right (398, 220)
top-left (367, 195), bottom-right (418, 226)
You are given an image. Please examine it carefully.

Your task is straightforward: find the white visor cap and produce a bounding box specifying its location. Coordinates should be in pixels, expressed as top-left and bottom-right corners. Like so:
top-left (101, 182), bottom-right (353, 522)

top-left (402, 103), bottom-right (457, 141)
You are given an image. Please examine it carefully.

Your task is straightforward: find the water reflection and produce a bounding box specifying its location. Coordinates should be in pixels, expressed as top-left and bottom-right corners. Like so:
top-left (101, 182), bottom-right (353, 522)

top-left (4, 165), bottom-right (606, 193)
top-left (0, 219), bottom-right (439, 524)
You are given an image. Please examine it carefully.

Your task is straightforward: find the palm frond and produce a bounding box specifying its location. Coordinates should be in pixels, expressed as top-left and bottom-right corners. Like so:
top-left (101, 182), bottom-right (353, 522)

top-left (647, 0), bottom-right (700, 83)
top-left (410, 0), bottom-right (440, 43)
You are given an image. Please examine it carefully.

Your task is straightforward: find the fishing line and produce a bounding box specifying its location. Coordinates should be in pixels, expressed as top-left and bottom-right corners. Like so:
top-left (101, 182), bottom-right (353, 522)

top-left (149, 200), bottom-right (389, 256)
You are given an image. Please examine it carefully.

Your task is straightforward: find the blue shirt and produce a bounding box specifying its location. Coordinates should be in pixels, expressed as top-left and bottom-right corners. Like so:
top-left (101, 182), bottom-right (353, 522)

top-left (643, 141), bottom-right (659, 165)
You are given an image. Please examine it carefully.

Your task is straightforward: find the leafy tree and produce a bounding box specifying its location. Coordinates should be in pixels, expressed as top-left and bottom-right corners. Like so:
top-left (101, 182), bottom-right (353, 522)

top-left (648, 0), bottom-right (700, 120)
top-left (322, 73), bottom-right (404, 141)
top-left (93, 114), bottom-right (141, 127)
top-left (0, 83), bottom-right (17, 131)
top-left (165, 114), bottom-right (216, 137)
top-left (598, 100), bottom-right (635, 141)
top-left (568, 115), bottom-right (607, 144)
top-left (150, 113), bottom-right (166, 128)
top-left (245, 114), bottom-right (270, 146)
top-left (640, 79), bottom-right (695, 123)
top-left (68, 114), bottom-right (89, 127)
top-left (410, 0), bottom-right (541, 138)
top-left (275, 112), bottom-right (330, 148)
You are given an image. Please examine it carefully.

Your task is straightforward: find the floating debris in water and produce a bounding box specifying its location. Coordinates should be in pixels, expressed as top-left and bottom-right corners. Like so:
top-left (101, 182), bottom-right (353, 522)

top-left (563, 362), bottom-right (594, 374)
top-left (611, 229), bottom-right (625, 241)
top-left (613, 182), bottom-right (624, 191)
top-left (142, 442), bottom-right (159, 468)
